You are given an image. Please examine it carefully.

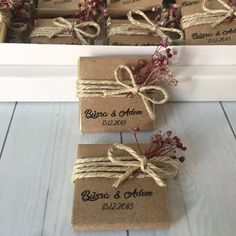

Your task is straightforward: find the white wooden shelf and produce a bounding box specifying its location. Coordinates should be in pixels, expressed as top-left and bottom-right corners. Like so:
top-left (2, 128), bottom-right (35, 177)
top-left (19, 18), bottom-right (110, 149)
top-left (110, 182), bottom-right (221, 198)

top-left (0, 44), bottom-right (236, 101)
top-left (1, 44), bottom-right (236, 66)
top-left (0, 65), bottom-right (236, 101)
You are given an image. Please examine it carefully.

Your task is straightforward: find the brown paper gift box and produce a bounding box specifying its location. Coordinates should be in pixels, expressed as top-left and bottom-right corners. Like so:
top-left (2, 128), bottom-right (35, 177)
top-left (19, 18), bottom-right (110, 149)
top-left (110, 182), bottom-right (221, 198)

top-left (180, 0), bottom-right (236, 45)
top-left (107, 19), bottom-right (181, 46)
top-left (0, 22), bottom-right (7, 43)
top-left (36, 0), bottom-right (84, 18)
top-left (78, 56), bottom-right (158, 133)
top-left (30, 19), bottom-right (92, 45)
top-left (107, 0), bottom-right (161, 18)
top-left (72, 144), bottom-right (170, 231)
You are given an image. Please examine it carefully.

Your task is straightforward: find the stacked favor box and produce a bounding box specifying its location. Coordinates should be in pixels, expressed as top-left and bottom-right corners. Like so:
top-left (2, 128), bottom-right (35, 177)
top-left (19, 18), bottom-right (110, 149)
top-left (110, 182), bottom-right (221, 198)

top-left (107, 0), bottom-right (184, 45)
top-left (177, 0), bottom-right (236, 45)
top-left (1, 0), bottom-right (236, 232)
top-left (0, 0), bottom-right (34, 43)
top-left (1, 0), bottom-right (236, 45)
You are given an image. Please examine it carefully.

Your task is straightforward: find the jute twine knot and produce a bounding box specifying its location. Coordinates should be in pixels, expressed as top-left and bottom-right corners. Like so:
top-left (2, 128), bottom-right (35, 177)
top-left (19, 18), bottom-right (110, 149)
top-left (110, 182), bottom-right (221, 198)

top-left (77, 65), bottom-right (169, 120)
top-left (108, 10), bottom-right (184, 43)
top-left (150, 25), bottom-right (159, 34)
top-left (72, 144), bottom-right (180, 188)
top-left (181, 0), bottom-right (236, 29)
top-left (140, 155), bottom-right (148, 171)
top-left (0, 5), bottom-right (11, 26)
top-left (30, 17), bottom-right (101, 45)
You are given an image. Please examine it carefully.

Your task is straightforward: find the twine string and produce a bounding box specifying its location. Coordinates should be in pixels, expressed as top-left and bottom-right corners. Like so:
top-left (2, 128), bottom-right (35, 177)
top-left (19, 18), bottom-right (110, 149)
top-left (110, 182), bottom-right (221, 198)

top-left (108, 10), bottom-right (184, 43)
top-left (77, 64), bottom-right (169, 120)
top-left (72, 144), bottom-right (180, 188)
top-left (30, 17), bottom-right (101, 45)
top-left (181, 0), bottom-right (236, 29)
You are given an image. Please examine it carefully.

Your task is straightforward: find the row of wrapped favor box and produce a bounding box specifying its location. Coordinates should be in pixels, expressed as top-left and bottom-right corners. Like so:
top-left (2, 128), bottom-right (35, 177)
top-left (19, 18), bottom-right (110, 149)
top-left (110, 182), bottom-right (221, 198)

top-left (1, 0), bottom-right (236, 45)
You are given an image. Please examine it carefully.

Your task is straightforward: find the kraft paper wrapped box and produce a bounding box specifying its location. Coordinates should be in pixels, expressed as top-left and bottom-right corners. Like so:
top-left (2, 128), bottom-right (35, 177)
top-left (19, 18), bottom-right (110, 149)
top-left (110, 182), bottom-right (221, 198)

top-left (72, 144), bottom-right (170, 231)
top-left (30, 18), bottom-right (98, 45)
top-left (179, 0), bottom-right (236, 45)
top-left (107, 19), bottom-right (183, 46)
top-left (36, 0), bottom-right (84, 18)
top-left (107, 0), bottom-right (161, 18)
top-left (77, 55), bottom-right (170, 133)
top-left (0, 21), bottom-right (7, 42)
top-left (0, 8), bottom-right (11, 43)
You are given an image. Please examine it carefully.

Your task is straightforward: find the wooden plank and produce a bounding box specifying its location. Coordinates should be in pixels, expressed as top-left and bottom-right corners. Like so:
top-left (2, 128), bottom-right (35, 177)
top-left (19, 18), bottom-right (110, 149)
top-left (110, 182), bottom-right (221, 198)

top-left (0, 103), bottom-right (63, 236)
top-left (0, 103), bottom-right (15, 156)
top-left (125, 102), bottom-right (236, 236)
top-left (222, 102), bottom-right (236, 137)
top-left (37, 103), bottom-right (125, 236)
top-left (0, 103), bottom-right (121, 236)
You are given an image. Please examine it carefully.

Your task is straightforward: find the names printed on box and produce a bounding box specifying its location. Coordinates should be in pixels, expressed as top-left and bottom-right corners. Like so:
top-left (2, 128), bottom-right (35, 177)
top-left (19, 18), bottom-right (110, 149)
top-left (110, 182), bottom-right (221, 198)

top-left (191, 27), bottom-right (236, 44)
top-left (81, 188), bottom-right (153, 211)
top-left (84, 108), bottom-right (143, 127)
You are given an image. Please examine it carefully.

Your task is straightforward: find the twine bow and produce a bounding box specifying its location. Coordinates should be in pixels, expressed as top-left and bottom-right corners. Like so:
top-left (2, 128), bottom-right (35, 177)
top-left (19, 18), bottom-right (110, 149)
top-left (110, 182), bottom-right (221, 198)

top-left (30, 17), bottom-right (101, 45)
top-left (72, 144), bottom-right (180, 188)
top-left (77, 65), bottom-right (169, 120)
top-left (108, 144), bottom-right (179, 187)
top-left (108, 10), bottom-right (184, 43)
top-left (181, 0), bottom-right (236, 29)
top-left (110, 65), bottom-right (169, 120)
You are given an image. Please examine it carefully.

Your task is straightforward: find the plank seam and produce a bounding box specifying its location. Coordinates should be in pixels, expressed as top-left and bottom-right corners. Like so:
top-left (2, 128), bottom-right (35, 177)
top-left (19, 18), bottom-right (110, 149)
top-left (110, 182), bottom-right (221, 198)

top-left (120, 132), bottom-right (123, 144)
top-left (176, 178), bottom-right (193, 236)
top-left (121, 132), bottom-right (130, 236)
top-left (40, 105), bottom-right (61, 236)
top-left (0, 102), bottom-right (17, 160)
top-left (40, 188), bottom-right (50, 236)
top-left (220, 102), bottom-right (236, 141)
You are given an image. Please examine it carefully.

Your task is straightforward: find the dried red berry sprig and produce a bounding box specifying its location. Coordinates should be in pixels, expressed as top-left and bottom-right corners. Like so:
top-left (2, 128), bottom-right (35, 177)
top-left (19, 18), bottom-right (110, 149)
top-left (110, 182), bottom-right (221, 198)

top-left (226, 0), bottom-right (236, 23)
top-left (130, 40), bottom-right (178, 86)
top-left (11, 0), bottom-right (34, 20)
top-left (0, 0), bottom-right (14, 9)
top-left (132, 128), bottom-right (187, 163)
top-left (152, 4), bottom-right (181, 29)
top-left (0, 0), bottom-right (34, 28)
top-left (148, 130), bottom-right (187, 163)
top-left (75, 0), bottom-right (108, 24)
top-left (228, 0), bottom-right (236, 7)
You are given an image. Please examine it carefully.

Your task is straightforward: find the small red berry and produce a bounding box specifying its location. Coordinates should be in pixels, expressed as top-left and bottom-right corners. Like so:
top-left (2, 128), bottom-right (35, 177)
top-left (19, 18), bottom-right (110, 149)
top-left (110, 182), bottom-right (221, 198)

top-left (133, 127), bottom-right (140, 133)
top-left (166, 131), bottom-right (172, 136)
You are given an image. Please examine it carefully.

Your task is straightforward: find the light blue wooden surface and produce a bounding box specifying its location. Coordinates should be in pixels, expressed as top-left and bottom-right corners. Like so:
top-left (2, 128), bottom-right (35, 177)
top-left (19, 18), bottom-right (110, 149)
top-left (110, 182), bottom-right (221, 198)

top-left (0, 103), bottom-right (15, 156)
top-left (0, 102), bottom-right (235, 236)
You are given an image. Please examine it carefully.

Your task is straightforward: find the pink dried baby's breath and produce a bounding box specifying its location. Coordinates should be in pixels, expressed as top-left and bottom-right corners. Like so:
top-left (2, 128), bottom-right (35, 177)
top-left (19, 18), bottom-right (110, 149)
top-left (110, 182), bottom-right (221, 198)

top-left (132, 128), bottom-right (187, 163)
top-left (75, 0), bottom-right (108, 24)
top-left (131, 41), bottom-right (178, 86)
top-left (152, 4), bottom-right (181, 29)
